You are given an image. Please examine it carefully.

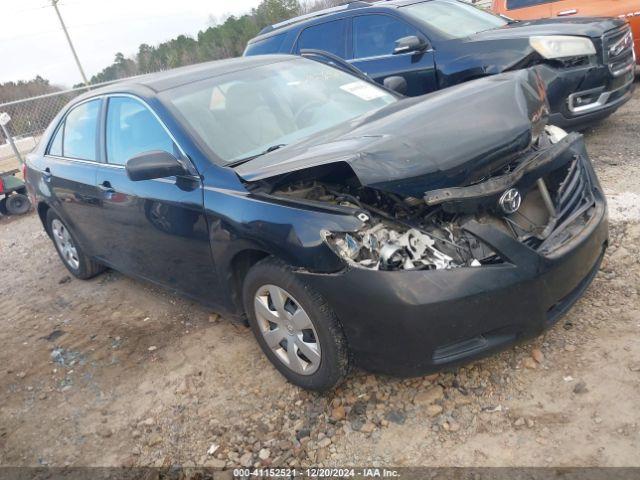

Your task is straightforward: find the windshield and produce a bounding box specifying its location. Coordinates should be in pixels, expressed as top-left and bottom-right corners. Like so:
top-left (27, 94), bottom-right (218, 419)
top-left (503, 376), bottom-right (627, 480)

top-left (402, 0), bottom-right (507, 40)
top-left (164, 59), bottom-right (396, 163)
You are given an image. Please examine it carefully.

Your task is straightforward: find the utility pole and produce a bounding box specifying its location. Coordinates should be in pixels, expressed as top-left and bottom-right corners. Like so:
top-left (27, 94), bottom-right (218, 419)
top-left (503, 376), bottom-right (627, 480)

top-left (51, 0), bottom-right (90, 87)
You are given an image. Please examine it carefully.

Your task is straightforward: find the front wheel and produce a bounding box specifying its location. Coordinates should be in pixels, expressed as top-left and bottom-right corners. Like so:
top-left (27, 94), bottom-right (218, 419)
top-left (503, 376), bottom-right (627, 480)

top-left (243, 258), bottom-right (349, 391)
top-left (46, 209), bottom-right (105, 279)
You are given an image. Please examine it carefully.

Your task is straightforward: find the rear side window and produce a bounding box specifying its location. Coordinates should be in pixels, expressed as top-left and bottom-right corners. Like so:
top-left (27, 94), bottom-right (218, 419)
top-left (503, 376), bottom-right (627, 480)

top-left (244, 33), bottom-right (287, 55)
top-left (506, 0), bottom-right (556, 9)
top-left (106, 96), bottom-right (176, 165)
top-left (353, 15), bottom-right (419, 59)
top-left (62, 99), bottom-right (100, 161)
top-left (48, 123), bottom-right (63, 156)
top-left (296, 20), bottom-right (347, 57)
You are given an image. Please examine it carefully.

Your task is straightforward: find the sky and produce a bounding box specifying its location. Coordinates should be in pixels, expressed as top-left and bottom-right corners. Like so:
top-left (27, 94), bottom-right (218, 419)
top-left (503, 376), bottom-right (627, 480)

top-left (2, 0), bottom-right (263, 88)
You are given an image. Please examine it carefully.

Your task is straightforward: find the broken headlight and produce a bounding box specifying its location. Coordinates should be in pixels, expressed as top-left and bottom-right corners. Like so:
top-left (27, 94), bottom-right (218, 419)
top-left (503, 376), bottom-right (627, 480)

top-left (324, 223), bottom-right (482, 271)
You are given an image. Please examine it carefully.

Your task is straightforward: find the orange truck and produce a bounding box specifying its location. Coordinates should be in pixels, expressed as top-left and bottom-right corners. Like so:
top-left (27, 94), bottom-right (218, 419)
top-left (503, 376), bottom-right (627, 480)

top-left (492, 0), bottom-right (640, 65)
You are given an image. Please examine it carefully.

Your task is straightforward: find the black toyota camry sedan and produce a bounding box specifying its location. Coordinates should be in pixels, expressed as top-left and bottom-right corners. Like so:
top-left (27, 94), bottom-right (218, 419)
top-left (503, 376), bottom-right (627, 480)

top-left (25, 55), bottom-right (608, 390)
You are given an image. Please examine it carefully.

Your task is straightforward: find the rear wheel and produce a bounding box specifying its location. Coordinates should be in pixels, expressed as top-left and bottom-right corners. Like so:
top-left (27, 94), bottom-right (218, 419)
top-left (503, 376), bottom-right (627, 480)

top-left (5, 193), bottom-right (31, 215)
top-left (243, 257), bottom-right (349, 391)
top-left (0, 198), bottom-right (7, 215)
top-left (46, 209), bottom-right (105, 279)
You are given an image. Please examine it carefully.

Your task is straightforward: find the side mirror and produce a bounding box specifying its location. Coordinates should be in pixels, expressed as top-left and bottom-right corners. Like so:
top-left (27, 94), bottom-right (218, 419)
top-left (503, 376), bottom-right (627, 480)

top-left (393, 35), bottom-right (428, 55)
top-left (125, 151), bottom-right (187, 181)
top-left (383, 76), bottom-right (408, 95)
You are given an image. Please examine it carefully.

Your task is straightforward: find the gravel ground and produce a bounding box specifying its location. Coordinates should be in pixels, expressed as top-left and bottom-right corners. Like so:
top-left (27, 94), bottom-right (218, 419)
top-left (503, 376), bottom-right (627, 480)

top-left (1, 88), bottom-right (639, 468)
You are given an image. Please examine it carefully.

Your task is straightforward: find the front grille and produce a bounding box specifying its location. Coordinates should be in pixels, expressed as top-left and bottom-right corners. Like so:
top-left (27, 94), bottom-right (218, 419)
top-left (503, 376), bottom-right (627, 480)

top-left (533, 155), bottom-right (597, 254)
top-left (553, 156), bottom-right (594, 224)
top-left (603, 26), bottom-right (635, 77)
top-left (505, 154), bottom-right (596, 254)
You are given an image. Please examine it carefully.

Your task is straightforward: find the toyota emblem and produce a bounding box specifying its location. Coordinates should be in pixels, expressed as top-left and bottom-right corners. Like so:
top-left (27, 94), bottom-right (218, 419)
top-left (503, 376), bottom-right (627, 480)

top-left (499, 188), bottom-right (522, 214)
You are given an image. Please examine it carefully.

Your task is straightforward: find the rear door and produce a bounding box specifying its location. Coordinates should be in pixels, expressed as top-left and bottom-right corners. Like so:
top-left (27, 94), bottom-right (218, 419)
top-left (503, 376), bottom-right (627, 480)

top-left (349, 14), bottom-right (437, 96)
top-left (92, 95), bottom-right (219, 301)
top-left (44, 98), bottom-right (103, 254)
top-left (293, 19), bottom-right (349, 59)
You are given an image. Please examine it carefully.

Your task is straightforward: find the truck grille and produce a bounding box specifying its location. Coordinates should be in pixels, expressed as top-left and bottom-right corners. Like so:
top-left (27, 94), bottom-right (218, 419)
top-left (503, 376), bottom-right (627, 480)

top-left (603, 26), bottom-right (635, 77)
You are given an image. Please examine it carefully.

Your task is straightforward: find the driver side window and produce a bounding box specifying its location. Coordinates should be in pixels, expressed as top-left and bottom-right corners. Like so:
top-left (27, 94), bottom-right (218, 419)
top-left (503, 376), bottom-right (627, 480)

top-left (106, 96), bottom-right (176, 165)
top-left (352, 15), bottom-right (419, 59)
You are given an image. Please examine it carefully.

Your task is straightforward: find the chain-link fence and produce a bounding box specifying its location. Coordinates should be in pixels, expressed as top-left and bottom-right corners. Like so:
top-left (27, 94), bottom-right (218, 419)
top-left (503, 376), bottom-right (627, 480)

top-left (0, 80), bottom-right (123, 173)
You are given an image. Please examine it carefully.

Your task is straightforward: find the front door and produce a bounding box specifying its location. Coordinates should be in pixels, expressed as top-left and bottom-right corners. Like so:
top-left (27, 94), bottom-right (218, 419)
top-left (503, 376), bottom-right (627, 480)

top-left (92, 95), bottom-right (219, 301)
top-left (349, 14), bottom-right (438, 96)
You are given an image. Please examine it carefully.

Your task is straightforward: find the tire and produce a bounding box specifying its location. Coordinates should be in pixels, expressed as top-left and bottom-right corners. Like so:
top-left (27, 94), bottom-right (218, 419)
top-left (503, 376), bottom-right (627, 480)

top-left (243, 257), bottom-right (349, 391)
top-left (0, 198), bottom-right (7, 216)
top-left (46, 209), bottom-right (105, 279)
top-left (5, 193), bottom-right (31, 215)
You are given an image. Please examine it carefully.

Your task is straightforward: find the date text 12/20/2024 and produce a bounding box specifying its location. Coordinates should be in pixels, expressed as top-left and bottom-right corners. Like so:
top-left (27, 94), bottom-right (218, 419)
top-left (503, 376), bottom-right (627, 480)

top-left (232, 468), bottom-right (400, 477)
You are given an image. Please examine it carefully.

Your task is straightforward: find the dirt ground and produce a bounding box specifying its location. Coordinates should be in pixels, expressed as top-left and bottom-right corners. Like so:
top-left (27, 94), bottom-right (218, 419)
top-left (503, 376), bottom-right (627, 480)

top-left (1, 89), bottom-right (639, 469)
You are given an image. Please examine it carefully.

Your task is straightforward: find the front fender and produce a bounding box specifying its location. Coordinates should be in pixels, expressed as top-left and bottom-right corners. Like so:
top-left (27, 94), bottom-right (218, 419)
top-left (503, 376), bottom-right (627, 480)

top-left (203, 185), bottom-right (364, 275)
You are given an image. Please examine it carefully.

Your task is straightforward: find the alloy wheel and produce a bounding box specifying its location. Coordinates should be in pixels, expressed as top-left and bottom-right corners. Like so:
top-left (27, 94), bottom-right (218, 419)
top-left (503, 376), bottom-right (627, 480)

top-left (51, 218), bottom-right (80, 270)
top-left (253, 284), bottom-right (321, 375)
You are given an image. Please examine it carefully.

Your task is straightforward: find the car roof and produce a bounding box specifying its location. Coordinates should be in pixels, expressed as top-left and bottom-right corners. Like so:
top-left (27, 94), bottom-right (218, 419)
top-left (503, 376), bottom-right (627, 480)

top-left (72, 54), bottom-right (296, 101)
top-left (249, 0), bottom-right (428, 43)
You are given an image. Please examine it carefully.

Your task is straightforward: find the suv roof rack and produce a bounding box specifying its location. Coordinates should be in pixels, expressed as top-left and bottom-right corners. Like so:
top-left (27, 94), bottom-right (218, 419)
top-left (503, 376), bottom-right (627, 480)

top-left (257, 1), bottom-right (374, 36)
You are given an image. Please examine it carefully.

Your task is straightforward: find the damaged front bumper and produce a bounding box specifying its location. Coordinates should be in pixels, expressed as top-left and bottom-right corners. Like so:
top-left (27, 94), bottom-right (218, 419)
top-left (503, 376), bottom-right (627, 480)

top-left (295, 135), bottom-right (609, 376)
top-left (540, 24), bottom-right (636, 130)
top-left (549, 68), bottom-right (635, 130)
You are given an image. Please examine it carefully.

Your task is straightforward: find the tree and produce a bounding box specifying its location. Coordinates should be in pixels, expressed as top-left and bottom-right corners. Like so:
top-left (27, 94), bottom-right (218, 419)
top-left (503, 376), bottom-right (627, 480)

top-left (89, 52), bottom-right (138, 84)
top-left (300, 0), bottom-right (345, 14)
top-left (253, 0), bottom-right (300, 27)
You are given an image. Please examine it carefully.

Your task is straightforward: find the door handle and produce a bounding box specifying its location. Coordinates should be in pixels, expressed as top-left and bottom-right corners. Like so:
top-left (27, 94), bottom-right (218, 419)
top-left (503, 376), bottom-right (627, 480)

top-left (43, 167), bottom-right (52, 181)
top-left (98, 180), bottom-right (116, 194)
top-left (558, 9), bottom-right (578, 16)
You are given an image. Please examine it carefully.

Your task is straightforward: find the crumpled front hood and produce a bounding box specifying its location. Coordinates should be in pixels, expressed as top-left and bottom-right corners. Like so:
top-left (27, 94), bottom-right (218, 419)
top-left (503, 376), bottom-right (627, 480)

top-left (235, 68), bottom-right (548, 198)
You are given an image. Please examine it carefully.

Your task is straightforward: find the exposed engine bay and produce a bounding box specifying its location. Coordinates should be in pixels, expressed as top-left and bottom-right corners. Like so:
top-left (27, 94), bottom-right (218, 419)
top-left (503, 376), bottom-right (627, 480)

top-left (255, 126), bottom-right (581, 272)
top-left (271, 179), bottom-right (493, 271)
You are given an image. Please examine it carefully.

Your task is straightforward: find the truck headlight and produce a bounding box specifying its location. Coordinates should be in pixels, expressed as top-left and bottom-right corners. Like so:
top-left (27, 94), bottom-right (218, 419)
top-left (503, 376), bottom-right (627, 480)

top-left (530, 36), bottom-right (596, 59)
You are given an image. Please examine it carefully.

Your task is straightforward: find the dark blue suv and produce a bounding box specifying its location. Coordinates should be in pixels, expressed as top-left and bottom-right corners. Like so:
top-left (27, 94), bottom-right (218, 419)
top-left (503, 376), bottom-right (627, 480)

top-left (245, 0), bottom-right (635, 129)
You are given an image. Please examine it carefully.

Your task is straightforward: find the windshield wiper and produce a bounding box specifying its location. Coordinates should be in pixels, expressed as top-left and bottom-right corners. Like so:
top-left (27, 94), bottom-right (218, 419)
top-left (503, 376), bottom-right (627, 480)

top-left (227, 144), bottom-right (287, 167)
